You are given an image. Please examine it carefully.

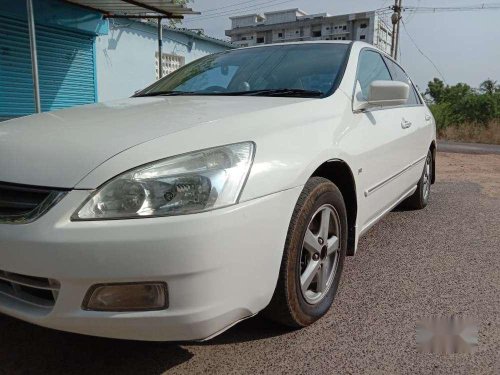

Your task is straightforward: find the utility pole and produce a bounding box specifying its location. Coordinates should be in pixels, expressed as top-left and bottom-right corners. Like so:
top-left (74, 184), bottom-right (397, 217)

top-left (158, 17), bottom-right (163, 79)
top-left (27, 0), bottom-right (41, 113)
top-left (390, 0), bottom-right (402, 60)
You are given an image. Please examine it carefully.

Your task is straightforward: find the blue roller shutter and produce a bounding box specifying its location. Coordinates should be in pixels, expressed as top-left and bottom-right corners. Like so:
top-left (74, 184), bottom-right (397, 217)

top-left (0, 15), bottom-right (96, 120)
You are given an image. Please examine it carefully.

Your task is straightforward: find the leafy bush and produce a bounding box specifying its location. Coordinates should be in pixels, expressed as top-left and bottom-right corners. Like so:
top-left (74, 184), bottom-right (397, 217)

top-left (426, 79), bottom-right (500, 129)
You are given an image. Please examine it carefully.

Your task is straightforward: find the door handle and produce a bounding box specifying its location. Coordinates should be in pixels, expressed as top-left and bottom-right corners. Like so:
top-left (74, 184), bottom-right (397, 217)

top-left (425, 115), bottom-right (432, 122)
top-left (401, 119), bottom-right (412, 129)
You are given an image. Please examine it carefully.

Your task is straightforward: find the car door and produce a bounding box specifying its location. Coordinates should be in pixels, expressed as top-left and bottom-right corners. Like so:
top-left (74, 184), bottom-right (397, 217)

top-left (349, 49), bottom-right (414, 230)
top-left (383, 57), bottom-right (429, 185)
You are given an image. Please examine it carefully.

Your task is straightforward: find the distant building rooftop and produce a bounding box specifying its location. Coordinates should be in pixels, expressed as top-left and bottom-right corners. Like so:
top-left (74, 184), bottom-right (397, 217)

top-left (229, 13), bottom-right (261, 19)
top-left (264, 8), bottom-right (307, 16)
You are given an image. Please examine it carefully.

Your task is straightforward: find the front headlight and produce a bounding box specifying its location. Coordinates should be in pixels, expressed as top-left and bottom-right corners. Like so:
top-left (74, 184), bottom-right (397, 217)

top-left (73, 142), bottom-right (255, 220)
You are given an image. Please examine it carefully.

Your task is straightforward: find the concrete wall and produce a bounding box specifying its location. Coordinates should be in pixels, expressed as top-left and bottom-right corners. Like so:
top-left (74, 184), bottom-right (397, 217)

top-left (96, 20), bottom-right (230, 102)
top-left (264, 10), bottom-right (299, 25)
top-left (231, 15), bottom-right (259, 29)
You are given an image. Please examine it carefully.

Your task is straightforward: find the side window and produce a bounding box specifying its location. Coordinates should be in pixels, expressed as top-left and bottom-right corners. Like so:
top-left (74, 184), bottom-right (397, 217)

top-left (383, 58), bottom-right (421, 105)
top-left (356, 50), bottom-right (392, 99)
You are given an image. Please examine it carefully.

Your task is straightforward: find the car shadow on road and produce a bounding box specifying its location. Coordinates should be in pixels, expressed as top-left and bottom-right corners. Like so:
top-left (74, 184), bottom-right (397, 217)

top-left (186, 313), bottom-right (293, 346)
top-left (1, 313), bottom-right (291, 374)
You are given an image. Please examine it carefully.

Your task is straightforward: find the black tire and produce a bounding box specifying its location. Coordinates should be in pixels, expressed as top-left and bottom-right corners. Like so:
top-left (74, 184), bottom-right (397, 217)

top-left (403, 149), bottom-right (433, 210)
top-left (264, 177), bottom-right (348, 328)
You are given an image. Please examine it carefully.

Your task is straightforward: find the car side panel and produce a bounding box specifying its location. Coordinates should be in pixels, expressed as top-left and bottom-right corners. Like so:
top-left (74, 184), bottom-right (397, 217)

top-left (342, 106), bottom-right (413, 229)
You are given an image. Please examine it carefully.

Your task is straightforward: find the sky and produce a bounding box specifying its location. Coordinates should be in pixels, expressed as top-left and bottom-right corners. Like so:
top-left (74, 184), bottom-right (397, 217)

top-left (180, 0), bottom-right (500, 92)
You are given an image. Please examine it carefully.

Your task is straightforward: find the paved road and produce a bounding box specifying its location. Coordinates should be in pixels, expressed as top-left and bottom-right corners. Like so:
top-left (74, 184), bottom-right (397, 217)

top-left (438, 141), bottom-right (500, 155)
top-left (1, 153), bottom-right (499, 375)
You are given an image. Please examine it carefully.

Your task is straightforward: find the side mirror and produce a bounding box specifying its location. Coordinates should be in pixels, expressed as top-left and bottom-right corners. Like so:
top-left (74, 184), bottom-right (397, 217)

top-left (353, 80), bottom-right (409, 111)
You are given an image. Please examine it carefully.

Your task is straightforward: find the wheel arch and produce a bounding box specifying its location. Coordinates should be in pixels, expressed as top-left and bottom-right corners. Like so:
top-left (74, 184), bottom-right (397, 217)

top-left (311, 159), bottom-right (358, 256)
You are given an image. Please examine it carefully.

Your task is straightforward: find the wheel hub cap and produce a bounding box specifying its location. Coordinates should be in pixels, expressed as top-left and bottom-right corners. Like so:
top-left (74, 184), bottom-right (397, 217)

top-left (299, 204), bottom-right (341, 305)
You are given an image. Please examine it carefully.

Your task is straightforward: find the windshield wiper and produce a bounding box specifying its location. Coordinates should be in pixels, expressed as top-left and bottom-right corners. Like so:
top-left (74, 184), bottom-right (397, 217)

top-left (134, 88), bottom-right (324, 98)
top-left (134, 91), bottom-right (196, 97)
top-left (230, 89), bottom-right (324, 97)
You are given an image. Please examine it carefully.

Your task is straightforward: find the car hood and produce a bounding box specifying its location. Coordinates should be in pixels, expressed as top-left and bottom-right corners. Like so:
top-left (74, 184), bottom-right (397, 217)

top-left (0, 96), bottom-right (307, 188)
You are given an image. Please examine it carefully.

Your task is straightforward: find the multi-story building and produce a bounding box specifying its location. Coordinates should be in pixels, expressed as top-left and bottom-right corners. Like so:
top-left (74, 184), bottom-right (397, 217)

top-left (226, 8), bottom-right (392, 54)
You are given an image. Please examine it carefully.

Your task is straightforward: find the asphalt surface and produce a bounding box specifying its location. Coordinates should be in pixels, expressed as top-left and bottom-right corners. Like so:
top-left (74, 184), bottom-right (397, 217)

top-left (438, 141), bottom-right (500, 155)
top-left (1, 152), bottom-right (499, 375)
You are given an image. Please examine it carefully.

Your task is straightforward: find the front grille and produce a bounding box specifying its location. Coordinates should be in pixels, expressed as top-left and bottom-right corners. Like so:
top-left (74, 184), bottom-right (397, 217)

top-left (0, 182), bottom-right (67, 224)
top-left (0, 270), bottom-right (60, 310)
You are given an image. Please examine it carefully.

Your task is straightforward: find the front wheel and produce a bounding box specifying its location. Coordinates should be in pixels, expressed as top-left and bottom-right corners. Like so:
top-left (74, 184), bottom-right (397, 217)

top-left (264, 177), bottom-right (347, 328)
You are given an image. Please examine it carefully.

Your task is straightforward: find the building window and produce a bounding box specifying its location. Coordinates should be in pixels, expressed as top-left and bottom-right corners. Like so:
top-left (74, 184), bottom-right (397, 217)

top-left (241, 37), bottom-right (247, 41)
top-left (312, 30), bottom-right (322, 37)
top-left (360, 23), bottom-right (367, 29)
top-left (256, 37), bottom-right (264, 43)
top-left (278, 32), bottom-right (283, 38)
top-left (360, 35), bottom-right (366, 40)
top-left (342, 37), bottom-right (346, 40)
top-left (155, 52), bottom-right (185, 79)
top-left (343, 25), bottom-right (347, 30)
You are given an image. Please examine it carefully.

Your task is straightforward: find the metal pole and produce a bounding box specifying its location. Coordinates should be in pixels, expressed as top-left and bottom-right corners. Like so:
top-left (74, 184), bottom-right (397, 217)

top-left (390, 0), bottom-right (397, 58)
top-left (26, 0), bottom-right (41, 113)
top-left (394, 0), bottom-right (402, 60)
top-left (157, 17), bottom-right (163, 79)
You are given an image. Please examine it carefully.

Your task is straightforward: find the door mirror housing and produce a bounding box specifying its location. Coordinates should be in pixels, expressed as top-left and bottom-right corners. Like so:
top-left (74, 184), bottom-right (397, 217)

top-left (353, 80), bottom-right (409, 111)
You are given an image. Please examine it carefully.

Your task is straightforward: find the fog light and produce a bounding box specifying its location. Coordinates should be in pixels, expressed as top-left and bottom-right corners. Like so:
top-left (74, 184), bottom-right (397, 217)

top-left (83, 282), bottom-right (168, 311)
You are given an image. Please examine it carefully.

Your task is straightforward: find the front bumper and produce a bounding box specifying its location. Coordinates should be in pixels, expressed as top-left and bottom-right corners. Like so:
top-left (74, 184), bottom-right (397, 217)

top-left (0, 187), bottom-right (301, 341)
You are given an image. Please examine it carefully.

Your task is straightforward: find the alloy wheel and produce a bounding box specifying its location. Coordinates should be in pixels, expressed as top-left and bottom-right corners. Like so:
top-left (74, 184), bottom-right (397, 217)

top-left (299, 204), bottom-right (341, 305)
top-left (423, 154), bottom-right (431, 200)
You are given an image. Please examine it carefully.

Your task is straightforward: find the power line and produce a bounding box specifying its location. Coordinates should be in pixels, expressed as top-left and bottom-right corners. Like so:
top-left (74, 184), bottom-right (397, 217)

top-left (404, 0), bottom-right (420, 23)
top-left (200, 0), bottom-right (264, 14)
top-left (199, 0), bottom-right (292, 15)
top-left (401, 19), bottom-right (447, 83)
top-left (403, 3), bottom-right (500, 13)
top-left (378, 2), bottom-right (500, 13)
top-left (184, 0), bottom-right (297, 23)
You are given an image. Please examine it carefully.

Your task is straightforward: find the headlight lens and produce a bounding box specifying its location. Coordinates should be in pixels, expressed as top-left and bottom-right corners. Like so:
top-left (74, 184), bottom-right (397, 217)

top-left (73, 142), bottom-right (255, 220)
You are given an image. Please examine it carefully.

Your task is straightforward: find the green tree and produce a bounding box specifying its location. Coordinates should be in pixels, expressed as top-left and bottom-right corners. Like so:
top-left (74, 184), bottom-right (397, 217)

top-left (479, 79), bottom-right (498, 95)
top-left (427, 78), bottom-right (499, 129)
top-left (461, 94), bottom-right (497, 125)
top-left (425, 78), bottom-right (446, 104)
top-left (442, 83), bottom-right (473, 104)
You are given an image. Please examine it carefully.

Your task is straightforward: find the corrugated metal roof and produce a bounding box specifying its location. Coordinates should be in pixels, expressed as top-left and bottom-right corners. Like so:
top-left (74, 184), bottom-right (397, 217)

top-left (63, 0), bottom-right (199, 18)
top-left (168, 27), bottom-right (235, 48)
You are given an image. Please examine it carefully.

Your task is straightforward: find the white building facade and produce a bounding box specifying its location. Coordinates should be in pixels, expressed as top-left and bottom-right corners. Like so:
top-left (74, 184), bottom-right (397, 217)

top-left (226, 9), bottom-right (392, 54)
top-left (97, 20), bottom-right (234, 102)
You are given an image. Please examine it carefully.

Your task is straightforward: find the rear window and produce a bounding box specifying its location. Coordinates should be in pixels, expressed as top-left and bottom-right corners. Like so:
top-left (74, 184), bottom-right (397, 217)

top-left (383, 57), bottom-right (422, 105)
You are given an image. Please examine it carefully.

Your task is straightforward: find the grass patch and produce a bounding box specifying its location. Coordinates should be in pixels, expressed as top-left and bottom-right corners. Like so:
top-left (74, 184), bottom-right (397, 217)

top-left (437, 120), bottom-right (500, 145)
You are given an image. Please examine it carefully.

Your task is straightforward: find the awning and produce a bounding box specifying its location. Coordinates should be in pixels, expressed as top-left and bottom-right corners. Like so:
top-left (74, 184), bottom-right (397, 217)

top-left (63, 0), bottom-right (200, 19)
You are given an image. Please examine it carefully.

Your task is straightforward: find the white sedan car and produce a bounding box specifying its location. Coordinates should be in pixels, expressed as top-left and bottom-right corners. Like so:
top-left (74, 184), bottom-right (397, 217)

top-left (0, 41), bottom-right (435, 341)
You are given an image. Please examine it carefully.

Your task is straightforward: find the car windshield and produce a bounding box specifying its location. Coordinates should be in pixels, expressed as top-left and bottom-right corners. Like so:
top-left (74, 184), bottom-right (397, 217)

top-left (135, 43), bottom-right (350, 98)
